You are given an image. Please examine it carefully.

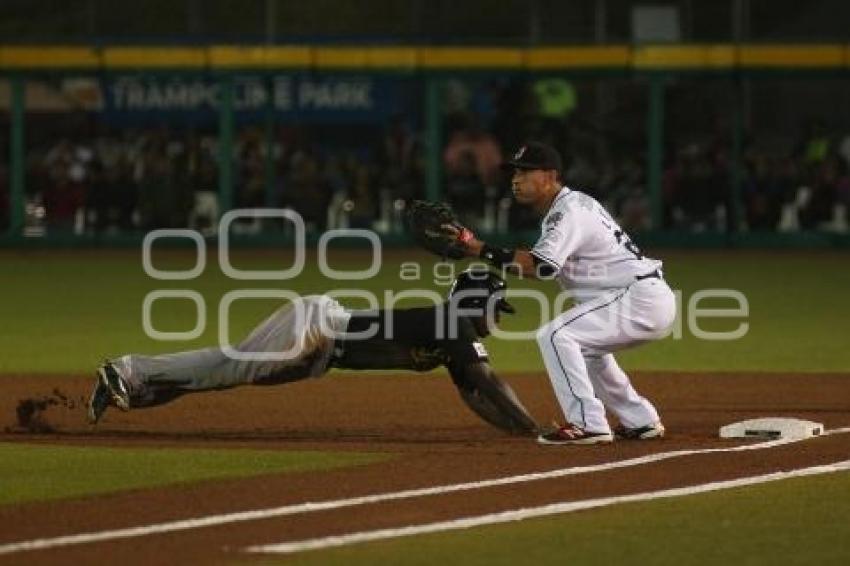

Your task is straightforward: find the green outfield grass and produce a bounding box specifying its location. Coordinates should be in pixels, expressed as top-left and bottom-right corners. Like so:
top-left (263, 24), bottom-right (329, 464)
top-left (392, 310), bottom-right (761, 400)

top-left (1, 248), bottom-right (847, 561)
top-left (0, 248), bottom-right (848, 373)
top-left (283, 470), bottom-right (850, 566)
top-left (0, 442), bottom-right (388, 505)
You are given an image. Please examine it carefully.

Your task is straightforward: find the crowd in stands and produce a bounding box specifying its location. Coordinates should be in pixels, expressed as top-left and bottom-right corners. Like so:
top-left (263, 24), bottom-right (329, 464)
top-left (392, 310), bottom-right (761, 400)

top-left (663, 121), bottom-right (850, 233)
top-left (742, 124), bottom-right (850, 232)
top-left (13, 119), bottom-right (428, 236)
top-left (6, 80), bottom-right (850, 237)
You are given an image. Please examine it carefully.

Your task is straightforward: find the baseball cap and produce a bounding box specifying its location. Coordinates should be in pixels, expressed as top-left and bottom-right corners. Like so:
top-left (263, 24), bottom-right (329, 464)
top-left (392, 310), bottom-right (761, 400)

top-left (502, 141), bottom-right (563, 172)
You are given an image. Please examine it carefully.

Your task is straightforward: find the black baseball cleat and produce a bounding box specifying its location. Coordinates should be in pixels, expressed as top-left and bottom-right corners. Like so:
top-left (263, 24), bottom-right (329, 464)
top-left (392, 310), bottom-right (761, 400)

top-left (537, 424), bottom-right (614, 445)
top-left (86, 380), bottom-right (111, 424)
top-left (614, 421), bottom-right (666, 440)
top-left (97, 362), bottom-right (131, 412)
top-left (88, 362), bottom-right (131, 423)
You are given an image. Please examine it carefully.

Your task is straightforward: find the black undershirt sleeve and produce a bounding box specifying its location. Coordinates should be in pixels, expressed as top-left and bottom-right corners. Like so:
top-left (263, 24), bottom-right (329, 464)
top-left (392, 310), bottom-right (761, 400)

top-left (448, 360), bottom-right (538, 435)
top-left (530, 251), bottom-right (558, 278)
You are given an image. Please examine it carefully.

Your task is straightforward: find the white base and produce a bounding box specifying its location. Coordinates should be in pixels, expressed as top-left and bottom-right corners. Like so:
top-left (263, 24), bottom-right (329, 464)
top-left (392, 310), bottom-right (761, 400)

top-left (719, 418), bottom-right (824, 440)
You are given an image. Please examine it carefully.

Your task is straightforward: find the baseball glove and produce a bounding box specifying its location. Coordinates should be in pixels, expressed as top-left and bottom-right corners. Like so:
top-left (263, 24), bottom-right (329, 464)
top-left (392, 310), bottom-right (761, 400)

top-left (406, 200), bottom-right (474, 260)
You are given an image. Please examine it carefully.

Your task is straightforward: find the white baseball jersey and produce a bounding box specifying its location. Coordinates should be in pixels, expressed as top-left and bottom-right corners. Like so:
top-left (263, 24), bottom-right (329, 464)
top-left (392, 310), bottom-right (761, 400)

top-left (530, 187), bottom-right (662, 303)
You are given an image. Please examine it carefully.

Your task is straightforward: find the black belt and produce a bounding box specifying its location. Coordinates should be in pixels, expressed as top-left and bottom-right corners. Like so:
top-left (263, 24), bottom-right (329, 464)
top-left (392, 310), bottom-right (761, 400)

top-left (635, 269), bottom-right (662, 281)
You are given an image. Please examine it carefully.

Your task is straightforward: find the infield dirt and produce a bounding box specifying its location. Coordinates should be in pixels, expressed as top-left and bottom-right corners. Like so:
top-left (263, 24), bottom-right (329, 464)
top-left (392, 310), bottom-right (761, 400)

top-left (1, 371), bottom-right (849, 565)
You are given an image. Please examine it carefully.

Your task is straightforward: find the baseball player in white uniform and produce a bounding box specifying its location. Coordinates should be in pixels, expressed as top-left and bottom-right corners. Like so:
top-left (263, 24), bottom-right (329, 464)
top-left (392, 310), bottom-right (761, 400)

top-left (449, 141), bottom-right (677, 445)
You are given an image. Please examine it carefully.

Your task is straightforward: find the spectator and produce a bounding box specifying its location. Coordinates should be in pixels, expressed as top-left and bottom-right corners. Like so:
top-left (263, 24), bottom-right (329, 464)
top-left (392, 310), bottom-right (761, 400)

top-left (532, 77), bottom-right (577, 146)
top-left (43, 163), bottom-right (86, 230)
top-left (799, 156), bottom-right (842, 230)
top-left (86, 160), bottom-right (110, 233)
top-left (236, 128), bottom-right (266, 208)
top-left (377, 114), bottom-right (421, 201)
top-left (0, 163), bottom-right (9, 231)
top-left (178, 130), bottom-right (218, 193)
top-left (671, 145), bottom-right (726, 231)
top-left (348, 158), bottom-right (377, 229)
top-left (563, 152), bottom-right (599, 193)
top-left (607, 157), bottom-right (650, 232)
top-left (445, 149), bottom-right (485, 222)
top-left (444, 114), bottom-right (502, 188)
top-left (492, 80), bottom-right (536, 153)
top-left (744, 154), bottom-right (785, 231)
top-left (837, 162), bottom-right (850, 211)
top-left (110, 156), bottom-right (137, 231)
top-left (282, 150), bottom-right (330, 231)
top-left (137, 144), bottom-right (186, 229)
top-left (799, 119), bottom-right (832, 165)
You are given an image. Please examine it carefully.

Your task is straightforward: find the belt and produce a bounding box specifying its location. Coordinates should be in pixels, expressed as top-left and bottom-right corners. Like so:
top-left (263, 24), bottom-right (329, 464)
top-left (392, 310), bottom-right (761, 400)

top-left (635, 269), bottom-right (662, 281)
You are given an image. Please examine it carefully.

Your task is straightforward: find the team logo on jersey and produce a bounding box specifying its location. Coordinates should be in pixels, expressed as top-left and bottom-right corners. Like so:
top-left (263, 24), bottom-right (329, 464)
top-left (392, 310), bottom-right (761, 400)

top-left (545, 211), bottom-right (563, 229)
top-left (472, 341), bottom-right (489, 360)
top-left (513, 146), bottom-right (527, 160)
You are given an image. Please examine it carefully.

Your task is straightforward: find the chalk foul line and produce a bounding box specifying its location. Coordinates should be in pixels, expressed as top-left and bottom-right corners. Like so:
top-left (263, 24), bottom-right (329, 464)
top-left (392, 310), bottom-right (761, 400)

top-left (246, 459), bottom-right (850, 555)
top-left (1, 426), bottom-right (848, 556)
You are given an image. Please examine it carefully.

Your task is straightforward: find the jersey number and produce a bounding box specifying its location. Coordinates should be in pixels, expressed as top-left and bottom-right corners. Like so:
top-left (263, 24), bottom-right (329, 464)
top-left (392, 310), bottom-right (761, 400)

top-left (614, 230), bottom-right (643, 260)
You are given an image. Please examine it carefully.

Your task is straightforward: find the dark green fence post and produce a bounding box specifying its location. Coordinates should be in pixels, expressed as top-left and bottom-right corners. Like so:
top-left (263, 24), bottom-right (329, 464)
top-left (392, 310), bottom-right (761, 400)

top-left (9, 77), bottom-right (25, 237)
top-left (729, 77), bottom-right (744, 233)
top-left (218, 75), bottom-right (235, 214)
top-left (264, 75), bottom-right (276, 208)
top-left (425, 78), bottom-right (442, 202)
top-left (647, 74), bottom-right (665, 231)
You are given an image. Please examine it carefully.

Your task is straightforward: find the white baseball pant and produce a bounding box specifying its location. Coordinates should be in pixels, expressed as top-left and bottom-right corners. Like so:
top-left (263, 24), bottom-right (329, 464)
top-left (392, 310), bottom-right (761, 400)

top-left (536, 277), bottom-right (677, 433)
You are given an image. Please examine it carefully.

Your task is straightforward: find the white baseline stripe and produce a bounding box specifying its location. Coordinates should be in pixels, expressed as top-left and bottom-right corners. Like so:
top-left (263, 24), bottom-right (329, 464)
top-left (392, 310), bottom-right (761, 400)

top-left (248, 459), bottom-right (850, 555)
top-left (1, 427), bottom-right (848, 556)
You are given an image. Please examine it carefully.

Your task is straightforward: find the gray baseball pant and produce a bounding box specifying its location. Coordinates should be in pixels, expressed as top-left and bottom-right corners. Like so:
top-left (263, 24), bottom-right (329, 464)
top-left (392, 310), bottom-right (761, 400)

top-left (115, 295), bottom-right (351, 406)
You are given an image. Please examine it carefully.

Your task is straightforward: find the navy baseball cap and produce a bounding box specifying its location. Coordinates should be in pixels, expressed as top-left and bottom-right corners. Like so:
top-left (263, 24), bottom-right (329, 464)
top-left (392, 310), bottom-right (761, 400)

top-left (502, 141), bottom-right (563, 172)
